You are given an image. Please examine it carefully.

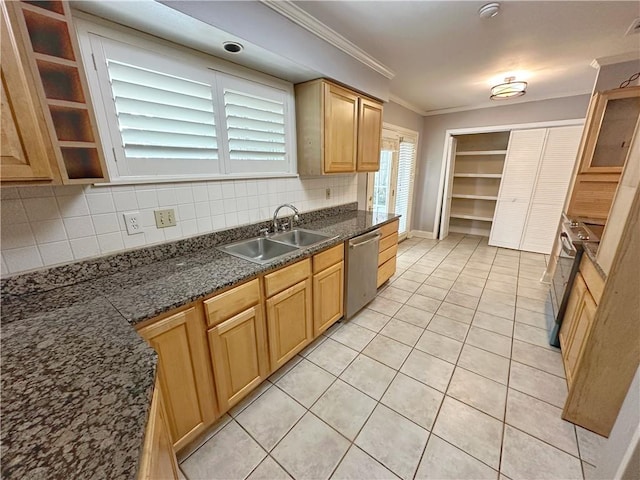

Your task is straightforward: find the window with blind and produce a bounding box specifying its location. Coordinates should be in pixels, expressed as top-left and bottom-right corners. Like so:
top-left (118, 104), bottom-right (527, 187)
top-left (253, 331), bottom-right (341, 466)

top-left (395, 138), bottom-right (417, 235)
top-left (81, 30), bottom-right (294, 182)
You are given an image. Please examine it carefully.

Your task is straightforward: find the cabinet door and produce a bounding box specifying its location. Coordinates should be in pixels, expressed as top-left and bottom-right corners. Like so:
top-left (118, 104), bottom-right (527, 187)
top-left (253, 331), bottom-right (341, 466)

top-left (323, 82), bottom-right (358, 173)
top-left (0, 6), bottom-right (53, 181)
top-left (559, 273), bottom-right (587, 357)
top-left (208, 306), bottom-right (268, 413)
top-left (313, 262), bottom-right (344, 335)
top-left (564, 286), bottom-right (597, 385)
top-left (138, 307), bottom-right (217, 450)
top-left (356, 97), bottom-right (383, 172)
top-left (580, 87), bottom-right (640, 174)
top-left (138, 382), bottom-right (179, 480)
top-left (266, 278), bottom-right (313, 370)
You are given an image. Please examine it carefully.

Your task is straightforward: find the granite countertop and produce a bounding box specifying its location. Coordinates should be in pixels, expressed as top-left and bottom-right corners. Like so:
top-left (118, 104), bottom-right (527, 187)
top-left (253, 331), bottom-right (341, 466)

top-left (0, 208), bottom-right (398, 480)
top-left (582, 242), bottom-right (607, 279)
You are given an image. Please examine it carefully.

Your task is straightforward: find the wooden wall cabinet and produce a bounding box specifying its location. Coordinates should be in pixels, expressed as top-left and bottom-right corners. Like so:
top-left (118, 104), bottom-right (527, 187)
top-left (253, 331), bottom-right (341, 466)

top-left (295, 79), bottom-right (383, 175)
top-left (137, 306), bottom-right (217, 451)
top-left (1, 1), bottom-right (108, 184)
top-left (264, 259), bottom-right (313, 370)
top-left (377, 219), bottom-right (399, 287)
top-left (567, 86), bottom-right (640, 222)
top-left (312, 244), bottom-right (344, 335)
top-left (137, 381), bottom-right (179, 480)
top-left (204, 279), bottom-right (268, 413)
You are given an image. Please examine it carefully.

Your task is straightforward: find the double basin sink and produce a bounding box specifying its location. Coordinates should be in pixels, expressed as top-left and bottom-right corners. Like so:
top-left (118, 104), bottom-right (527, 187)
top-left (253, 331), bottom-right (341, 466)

top-left (218, 229), bottom-right (338, 264)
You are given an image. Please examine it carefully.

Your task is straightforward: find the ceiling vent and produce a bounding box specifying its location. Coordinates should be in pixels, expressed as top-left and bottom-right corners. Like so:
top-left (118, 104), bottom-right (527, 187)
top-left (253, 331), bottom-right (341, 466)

top-left (626, 18), bottom-right (640, 36)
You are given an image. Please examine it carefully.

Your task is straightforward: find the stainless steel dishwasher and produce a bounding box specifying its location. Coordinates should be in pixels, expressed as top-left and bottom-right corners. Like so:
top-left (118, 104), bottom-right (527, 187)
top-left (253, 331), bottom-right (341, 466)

top-left (345, 229), bottom-right (381, 319)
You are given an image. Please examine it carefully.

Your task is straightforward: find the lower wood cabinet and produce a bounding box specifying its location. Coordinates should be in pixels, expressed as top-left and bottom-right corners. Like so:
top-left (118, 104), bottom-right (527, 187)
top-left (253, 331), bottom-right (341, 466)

top-left (377, 220), bottom-right (399, 287)
top-left (137, 306), bottom-right (217, 451)
top-left (207, 304), bottom-right (269, 412)
top-left (137, 382), bottom-right (179, 480)
top-left (312, 244), bottom-right (344, 335)
top-left (264, 259), bottom-right (313, 371)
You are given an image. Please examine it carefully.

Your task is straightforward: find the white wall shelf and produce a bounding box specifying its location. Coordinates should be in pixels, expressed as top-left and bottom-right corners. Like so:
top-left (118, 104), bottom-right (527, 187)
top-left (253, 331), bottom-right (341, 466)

top-left (453, 173), bottom-right (503, 178)
top-left (451, 194), bottom-right (498, 200)
top-left (456, 150), bottom-right (508, 156)
top-left (449, 213), bottom-right (494, 221)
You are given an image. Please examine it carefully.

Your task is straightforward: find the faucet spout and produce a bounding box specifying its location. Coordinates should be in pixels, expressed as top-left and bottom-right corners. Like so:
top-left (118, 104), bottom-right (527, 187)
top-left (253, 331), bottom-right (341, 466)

top-left (272, 204), bottom-right (300, 232)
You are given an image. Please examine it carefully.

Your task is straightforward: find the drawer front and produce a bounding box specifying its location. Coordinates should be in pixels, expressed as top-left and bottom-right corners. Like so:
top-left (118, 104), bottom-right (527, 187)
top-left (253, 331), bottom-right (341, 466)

top-left (579, 256), bottom-right (604, 304)
top-left (264, 258), bottom-right (312, 297)
top-left (377, 256), bottom-right (397, 288)
top-left (313, 243), bottom-right (344, 273)
top-left (379, 232), bottom-right (399, 253)
top-left (379, 219), bottom-right (399, 239)
top-left (204, 279), bottom-right (260, 327)
top-left (378, 244), bottom-right (398, 267)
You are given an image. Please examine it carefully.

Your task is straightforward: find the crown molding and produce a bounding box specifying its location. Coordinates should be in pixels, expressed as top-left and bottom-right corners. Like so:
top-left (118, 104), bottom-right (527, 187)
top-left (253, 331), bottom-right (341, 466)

top-left (422, 90), bottom-right (592, 117)
top-left (260, 0), bottom-right (395, 80)
top-left (388, 94), bottom-right (428, 116)
top-left (591, 51), bottom-right (640, 69)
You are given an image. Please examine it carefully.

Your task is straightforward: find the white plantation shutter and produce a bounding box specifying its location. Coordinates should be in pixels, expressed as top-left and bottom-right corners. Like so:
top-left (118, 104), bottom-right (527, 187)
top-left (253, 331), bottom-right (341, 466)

top-left (220, 75), bottom-right (291, 174)
top-left (395, 137), bottom-right (417, 235)
top-left (84, 33), bottom-right (295, 181)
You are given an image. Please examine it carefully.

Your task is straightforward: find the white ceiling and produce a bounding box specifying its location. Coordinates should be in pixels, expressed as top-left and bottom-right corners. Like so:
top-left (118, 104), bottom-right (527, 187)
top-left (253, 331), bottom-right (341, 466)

top-left (292, 1), bottom-right (640, 114)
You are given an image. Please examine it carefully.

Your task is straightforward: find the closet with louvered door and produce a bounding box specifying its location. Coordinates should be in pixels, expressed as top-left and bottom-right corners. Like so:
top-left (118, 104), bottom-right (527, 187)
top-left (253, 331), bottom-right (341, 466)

top-left (446, 131), bottom-right (509, 236)
top-left (490, 126), bottom-right (583, 253)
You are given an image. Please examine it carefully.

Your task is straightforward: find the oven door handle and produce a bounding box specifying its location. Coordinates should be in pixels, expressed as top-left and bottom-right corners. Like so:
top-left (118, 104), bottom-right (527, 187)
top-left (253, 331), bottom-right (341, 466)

top-left (560, 232), bottom-right (577, 257)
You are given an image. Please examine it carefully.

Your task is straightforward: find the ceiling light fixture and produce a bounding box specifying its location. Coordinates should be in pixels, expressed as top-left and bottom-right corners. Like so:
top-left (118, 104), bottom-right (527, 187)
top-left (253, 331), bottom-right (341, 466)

top-left (479, 2), bottom-right (501, 18)
top-left (490, 76), bottom-right (527, 100)
top-left (223, 41), bottom-right (243, 54)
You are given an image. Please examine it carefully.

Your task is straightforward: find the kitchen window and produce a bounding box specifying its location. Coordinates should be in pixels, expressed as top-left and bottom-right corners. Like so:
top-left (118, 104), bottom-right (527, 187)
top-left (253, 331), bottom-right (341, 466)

top-left (76, 19), bottom-right (296, 183)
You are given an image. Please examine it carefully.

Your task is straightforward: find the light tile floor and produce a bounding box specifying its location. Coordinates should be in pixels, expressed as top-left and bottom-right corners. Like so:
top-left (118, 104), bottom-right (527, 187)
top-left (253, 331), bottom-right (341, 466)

top-left (180, 234), bottom-right (607, 480)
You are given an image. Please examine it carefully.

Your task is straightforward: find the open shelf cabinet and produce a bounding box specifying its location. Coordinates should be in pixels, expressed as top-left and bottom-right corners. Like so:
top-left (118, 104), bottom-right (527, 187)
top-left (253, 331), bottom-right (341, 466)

top-left (444, 131), bottom-right (509, 237)
top-left (9, 0), bottom-right (108, 182)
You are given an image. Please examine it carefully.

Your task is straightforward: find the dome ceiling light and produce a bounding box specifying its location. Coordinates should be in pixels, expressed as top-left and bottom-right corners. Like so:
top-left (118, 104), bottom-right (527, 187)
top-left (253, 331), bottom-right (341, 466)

top-left (478, 3), bottom-right (501, 19)
top-left (490, 76), bottom-right (528, 100)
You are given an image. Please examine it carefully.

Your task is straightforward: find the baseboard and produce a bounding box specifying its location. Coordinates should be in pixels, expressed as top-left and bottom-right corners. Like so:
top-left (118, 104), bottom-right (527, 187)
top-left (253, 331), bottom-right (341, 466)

top-left (410, 230), bottom-right (436, 239)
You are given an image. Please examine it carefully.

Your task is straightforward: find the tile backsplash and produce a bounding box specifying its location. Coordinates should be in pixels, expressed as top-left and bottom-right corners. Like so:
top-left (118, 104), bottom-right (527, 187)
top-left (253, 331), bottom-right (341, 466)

top-left (1, 175), bottom-right (358, 276)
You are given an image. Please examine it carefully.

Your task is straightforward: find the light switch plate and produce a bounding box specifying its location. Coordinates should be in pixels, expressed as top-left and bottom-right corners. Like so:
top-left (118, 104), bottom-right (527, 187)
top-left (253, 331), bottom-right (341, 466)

top-left (123, 212), bottom-right (143, 235)
top-left (154, 209), bottom-right (176, 228)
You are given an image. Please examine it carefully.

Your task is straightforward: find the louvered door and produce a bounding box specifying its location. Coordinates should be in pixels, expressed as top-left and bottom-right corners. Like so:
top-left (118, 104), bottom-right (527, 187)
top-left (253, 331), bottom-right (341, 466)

top-left (521, 126), bottom-right (583, 253)
top-left (489, 129), bottom-right (546, 249)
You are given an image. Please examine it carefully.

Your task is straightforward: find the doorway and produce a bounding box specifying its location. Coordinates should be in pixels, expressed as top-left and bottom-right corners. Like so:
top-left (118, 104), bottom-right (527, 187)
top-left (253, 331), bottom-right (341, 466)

top-left (367, 125), bottom-right (418, 240)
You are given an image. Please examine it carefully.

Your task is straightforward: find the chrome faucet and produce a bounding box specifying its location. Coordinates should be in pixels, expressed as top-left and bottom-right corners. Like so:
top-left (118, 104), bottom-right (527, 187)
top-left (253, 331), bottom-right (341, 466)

top-left (272, 204), bottom-right (299, 232)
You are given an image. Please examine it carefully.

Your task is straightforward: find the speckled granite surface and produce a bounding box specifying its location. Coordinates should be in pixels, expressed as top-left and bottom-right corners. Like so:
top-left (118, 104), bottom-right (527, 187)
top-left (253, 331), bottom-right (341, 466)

top-left (582, 242), bottom-right (606, 279)
top-left (0, 206), bottom-right (398, 480)
top-left (1, 285), bottom-right (157, 480)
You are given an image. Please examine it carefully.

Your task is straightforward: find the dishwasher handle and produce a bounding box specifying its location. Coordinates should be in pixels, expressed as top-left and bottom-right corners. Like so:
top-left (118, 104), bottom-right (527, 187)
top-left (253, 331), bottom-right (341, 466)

top-left (349, 231), bottom-right (381, 249)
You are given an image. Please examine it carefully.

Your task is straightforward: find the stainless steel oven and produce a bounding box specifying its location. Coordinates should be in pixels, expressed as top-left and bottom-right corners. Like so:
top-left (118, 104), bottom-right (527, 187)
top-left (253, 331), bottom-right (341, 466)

top-left (549, 215), bottom-right (600, 347)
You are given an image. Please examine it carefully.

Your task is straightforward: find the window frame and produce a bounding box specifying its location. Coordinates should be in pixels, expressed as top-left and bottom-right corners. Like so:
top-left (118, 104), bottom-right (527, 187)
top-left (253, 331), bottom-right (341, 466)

top-left (74, 15), bottom-right (297, 185)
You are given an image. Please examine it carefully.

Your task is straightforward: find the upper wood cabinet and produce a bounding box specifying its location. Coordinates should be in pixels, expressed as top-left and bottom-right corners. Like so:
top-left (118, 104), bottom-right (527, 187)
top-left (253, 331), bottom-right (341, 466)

top-left (295, 79), bottom-right (383, 175)
top-left (1, 1), bottom-right (108, 184)
top-left (0, 3), bottom-right (56, 182)
top-left (137, 306), bottom-right (217, 451)
top-left (567, 86), bottom-right (640, 222)
top-left (578, 87), bottom-right (640, 174)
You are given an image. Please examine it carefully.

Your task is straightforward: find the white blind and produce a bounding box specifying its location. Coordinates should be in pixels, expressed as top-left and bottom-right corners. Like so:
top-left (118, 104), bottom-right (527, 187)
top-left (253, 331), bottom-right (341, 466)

top-left (395, 138), bottom-right (417, 235)
top-left (106, 60), bottom-right (217, 161)
top-left (224, 89), bottom-right (286, 162)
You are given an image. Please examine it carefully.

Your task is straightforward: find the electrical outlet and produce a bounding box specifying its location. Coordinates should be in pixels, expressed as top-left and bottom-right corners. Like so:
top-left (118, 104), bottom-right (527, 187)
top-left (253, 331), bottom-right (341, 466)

top-left (325, 188), bottom-right (331, 199)
top-left (154, 209), bottom-right (176, 228)
top-left (123, 212), bottom-right (143, 235)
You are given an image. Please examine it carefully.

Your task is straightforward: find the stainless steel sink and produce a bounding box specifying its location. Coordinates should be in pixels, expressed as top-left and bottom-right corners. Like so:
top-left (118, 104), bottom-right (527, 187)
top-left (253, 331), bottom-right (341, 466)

top-left (218, 237), bottom-right (299, 264)
top-left (270, 229), bottom-right (336, 247)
